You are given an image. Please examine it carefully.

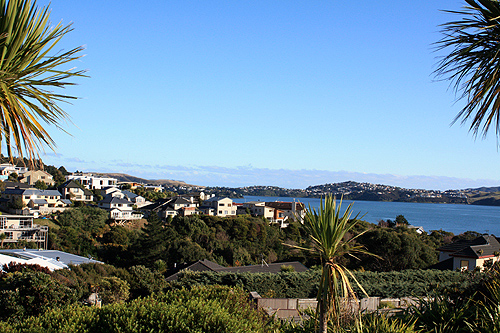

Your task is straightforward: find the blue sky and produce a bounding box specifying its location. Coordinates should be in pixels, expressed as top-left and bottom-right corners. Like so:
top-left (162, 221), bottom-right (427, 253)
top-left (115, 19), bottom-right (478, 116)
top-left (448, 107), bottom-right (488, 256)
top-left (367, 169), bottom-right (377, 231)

top-left (34, 1), bottom-right (500, 190)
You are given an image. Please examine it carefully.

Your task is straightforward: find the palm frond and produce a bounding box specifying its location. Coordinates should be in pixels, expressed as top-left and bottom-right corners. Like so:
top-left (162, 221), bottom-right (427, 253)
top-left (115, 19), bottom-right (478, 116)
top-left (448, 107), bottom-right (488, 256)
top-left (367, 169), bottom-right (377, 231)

top-left (435, 0), bottom-right (500, 138)
top-left (0, 0), bottom-right (86, 163)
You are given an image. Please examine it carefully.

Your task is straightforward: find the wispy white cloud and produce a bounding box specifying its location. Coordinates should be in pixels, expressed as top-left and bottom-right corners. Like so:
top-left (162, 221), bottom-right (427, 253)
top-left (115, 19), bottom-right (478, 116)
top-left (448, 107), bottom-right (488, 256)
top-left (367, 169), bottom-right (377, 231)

top-left (40, 156), bottom-right (500, 190)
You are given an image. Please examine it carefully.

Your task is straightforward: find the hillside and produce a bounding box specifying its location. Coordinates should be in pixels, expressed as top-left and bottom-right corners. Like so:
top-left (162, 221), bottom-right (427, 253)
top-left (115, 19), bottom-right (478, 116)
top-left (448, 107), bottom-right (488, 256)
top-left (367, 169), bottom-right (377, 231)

top-left (467, 191), bottom-right (500, 206)
top-left (96, 173), bottom-right (203, 188)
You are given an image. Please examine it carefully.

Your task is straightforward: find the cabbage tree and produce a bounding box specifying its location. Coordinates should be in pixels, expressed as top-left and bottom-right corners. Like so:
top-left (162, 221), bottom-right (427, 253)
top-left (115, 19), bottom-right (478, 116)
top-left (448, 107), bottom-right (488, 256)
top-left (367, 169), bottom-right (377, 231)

top-left (0, 0), bottom-right (85, 161)
top-left (289, 196), bottom-right (376, 333)
top-left (435, 0), bottom-right (500, 138)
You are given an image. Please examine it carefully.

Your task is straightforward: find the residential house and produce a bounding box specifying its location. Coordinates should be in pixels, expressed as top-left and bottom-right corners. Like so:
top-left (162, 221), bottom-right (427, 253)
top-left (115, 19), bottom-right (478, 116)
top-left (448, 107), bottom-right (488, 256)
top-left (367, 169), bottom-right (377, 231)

top-left (180, 192), bottom-right (213, 203)
top-left (238, 201), bottom-right (288, 227)
top-left (141, 197), bottom-right (198, 220)
top-left (98, 196), bottom-right (142, 223)
top-left (0, 249), bottom-right (102, 271)
top-left (121, 190), bottom-right (147, 207)
top-left (1, 188), bottom-right (69, 215)
top-left (19, 170), bottom-right (55, 186)
top-left (58, 180), bottom-right (94, 202)
top-left (200, 197), bottom-right (236, 217)
top-left (0, 215), bottom-right (48, 249)
top-left (436, 234), bottom-right (500, 271)
top-left (0, 163), bottom-right (28, 181)
top-left (66, 173), bottom-right (118, 190)
top-left (166, 259), bottom-right (308, 281)
top-left (265, 201), bottom-right (306, 223)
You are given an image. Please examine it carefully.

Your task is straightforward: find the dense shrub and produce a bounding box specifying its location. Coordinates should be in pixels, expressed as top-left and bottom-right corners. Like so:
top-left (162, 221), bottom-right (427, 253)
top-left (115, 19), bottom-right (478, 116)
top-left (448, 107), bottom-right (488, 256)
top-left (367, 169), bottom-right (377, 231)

top-left (2, 285), bottom-right (276, 333)
top-left (172, 269), bottom-right (474, 298)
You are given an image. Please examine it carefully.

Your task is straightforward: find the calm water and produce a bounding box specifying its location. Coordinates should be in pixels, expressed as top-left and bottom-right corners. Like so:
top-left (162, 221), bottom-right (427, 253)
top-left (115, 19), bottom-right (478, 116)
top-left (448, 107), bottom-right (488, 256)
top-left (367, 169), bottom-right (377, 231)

top-left (233, 196), bottom-right (500, 236)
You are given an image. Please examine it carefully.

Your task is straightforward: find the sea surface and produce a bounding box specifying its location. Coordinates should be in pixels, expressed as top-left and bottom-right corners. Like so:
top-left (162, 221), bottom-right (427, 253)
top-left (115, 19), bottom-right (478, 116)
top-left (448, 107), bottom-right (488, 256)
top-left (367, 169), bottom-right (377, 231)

top-left (232, 196), bottom-right (500, 236)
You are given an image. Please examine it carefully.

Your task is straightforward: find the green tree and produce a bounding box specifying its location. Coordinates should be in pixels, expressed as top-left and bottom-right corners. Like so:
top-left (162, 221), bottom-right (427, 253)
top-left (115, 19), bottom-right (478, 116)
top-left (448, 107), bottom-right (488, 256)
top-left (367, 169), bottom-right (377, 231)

top-left (0, 232), bottom-right (6, 248)
top-left (7, 172), bottom-right (18, 182)
top-left (289, 196), bottom-right (374, 333)
top-left (0, 270), bottom-right (77, 322)
top-left (435, 0), bottom-right (500, 137)
top-left (34, 180), bottom-right (47, 190)
top-left (395, 215), bottom-right (409, 226)
top-left (0, 0), bottom-right (85, 162)
top-left (97, 276), bottom-right (130, 305)
top-left (9, 196), bottom-right (24, 209)
top-left (135, 213), bottom-right (170, 266)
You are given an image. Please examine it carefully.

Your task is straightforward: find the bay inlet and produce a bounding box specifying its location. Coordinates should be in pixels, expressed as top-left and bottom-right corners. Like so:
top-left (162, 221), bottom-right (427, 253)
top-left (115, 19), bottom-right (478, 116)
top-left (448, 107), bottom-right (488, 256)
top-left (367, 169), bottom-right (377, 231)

top-left (233, 196), bottom-right (500, 236)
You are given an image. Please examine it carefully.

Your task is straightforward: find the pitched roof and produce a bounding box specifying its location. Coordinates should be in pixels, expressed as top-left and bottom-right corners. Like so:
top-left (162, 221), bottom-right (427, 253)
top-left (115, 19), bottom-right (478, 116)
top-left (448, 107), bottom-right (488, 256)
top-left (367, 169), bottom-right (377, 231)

top-left (4, 188), bottom-right (61, 196)
top-left (59, 180), bottom-right (81, 189)
top-left (217, 261), bottom-right (308, 274)
top-left (438, 235), bottom-right (500, 259)
top-left (166, 260), bottom-right (308, 281)
top-left (204, 196), bottom-right (230, 202)
top-left (99, 196), bottom-right (133, 205)
top-left (265, 201), bottom-right (305, 211)
top-left (0, 249), bottom-right (102, 267)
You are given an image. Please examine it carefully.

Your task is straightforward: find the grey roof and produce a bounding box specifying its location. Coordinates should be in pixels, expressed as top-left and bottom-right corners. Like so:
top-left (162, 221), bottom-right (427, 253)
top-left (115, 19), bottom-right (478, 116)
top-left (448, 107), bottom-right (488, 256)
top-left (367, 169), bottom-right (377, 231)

top-left (171, 197), bottom-right (192, 205)
top-left (0, 249), bottom-right (102, 266)
top-left (59, 180), bottom-right (81, 189)
top-left (31, 199), bottom-right (48, 205)
top-left (218, 261), bottom-right (308, 274)
top-left (3, 188), bottom-right (61, 196)
top-left (166, 260), bottom-right (308, 281)
top-left (3, 182), bottom-right (32, 189)
top-left (438, 235), bottom-right (500, 259)
top-left (204, 196), bottom-right (230, 202)
top-left (60, 199), bottom-right (72, 205)
top-left (99, 196), bottom-right (133, 205)
top-left (121, 190), bottom-right (139, 199)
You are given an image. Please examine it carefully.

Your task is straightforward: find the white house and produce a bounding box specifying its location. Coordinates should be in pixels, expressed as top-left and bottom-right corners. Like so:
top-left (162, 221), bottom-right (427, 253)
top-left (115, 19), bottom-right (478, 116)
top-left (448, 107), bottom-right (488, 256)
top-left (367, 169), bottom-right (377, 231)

top-left (437, 235), bottom-right (500, 271)
top-left (200, 197), bottom-right (237, 217)
top-left (58, 180), bottom-right (94, 202)
top-left (66, 173), bottom-right (118, 190)
top-left (98, 196), bottom-right (142, 223)
top-left (0, 163), bottom-right (28, 180)
top-left (0, 215), bottom-right (48, 249)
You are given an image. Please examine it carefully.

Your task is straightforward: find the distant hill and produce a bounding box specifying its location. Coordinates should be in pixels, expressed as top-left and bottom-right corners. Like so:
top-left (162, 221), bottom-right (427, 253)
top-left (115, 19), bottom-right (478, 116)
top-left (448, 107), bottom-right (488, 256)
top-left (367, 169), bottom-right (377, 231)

top-left (467, 186), bottom-right (500, 193)
top-left (96, 173), bottom-right (204, 188)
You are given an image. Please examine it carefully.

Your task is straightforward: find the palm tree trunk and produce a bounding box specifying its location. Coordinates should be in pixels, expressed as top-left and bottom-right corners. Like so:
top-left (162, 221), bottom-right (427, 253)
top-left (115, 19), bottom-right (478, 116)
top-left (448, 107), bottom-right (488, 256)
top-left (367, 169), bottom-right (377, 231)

top-left (318, 300), bottom-right (328, 333)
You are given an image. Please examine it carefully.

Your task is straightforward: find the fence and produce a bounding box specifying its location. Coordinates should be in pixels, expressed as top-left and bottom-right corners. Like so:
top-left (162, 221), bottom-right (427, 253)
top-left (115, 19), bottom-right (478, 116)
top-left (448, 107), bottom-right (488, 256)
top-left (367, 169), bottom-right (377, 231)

top-left (250, 293), bottom-right (421, 320)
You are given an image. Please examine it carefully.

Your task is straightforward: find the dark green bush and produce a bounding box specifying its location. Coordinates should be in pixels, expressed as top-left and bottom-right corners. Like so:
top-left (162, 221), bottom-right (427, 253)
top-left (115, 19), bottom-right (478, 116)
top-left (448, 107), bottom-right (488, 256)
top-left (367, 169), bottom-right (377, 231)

top-left (171, 269), bottom-right (473, 298)
top-left (6, 285), bottom-right (276, 333)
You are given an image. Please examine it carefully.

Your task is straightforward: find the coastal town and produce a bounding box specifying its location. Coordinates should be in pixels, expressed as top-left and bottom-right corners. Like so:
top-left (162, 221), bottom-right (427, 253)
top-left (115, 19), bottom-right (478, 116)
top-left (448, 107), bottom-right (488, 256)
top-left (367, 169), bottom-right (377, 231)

top-left (3, 0), bottom-right (500, 331)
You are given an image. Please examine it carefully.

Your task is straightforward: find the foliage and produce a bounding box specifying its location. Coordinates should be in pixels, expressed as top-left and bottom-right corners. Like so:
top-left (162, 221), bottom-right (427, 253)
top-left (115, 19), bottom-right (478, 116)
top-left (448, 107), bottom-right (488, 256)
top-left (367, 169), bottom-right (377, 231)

top-left (435, 0), bottom-right (500, 138)
top-left (97, 276), bottom-right (129, 305)
top-left (291, 195), bottom-right (372, 332)
top-left (49, 206), bottom-right (109, 256)
top-left (8, 196), bottom-right (24, 209)
top-left (2, 285), bottom-right (276, 333)
top-left (34, 179), bottom-right (47, 190)
top-left (0, 0), bottom-right (85, 161)
top-left (356, 226), bottom-right (438, 271)
top-left (281, 309), bottom-right (416, 333)
top-left (0, 270), bottom-right (77, 322)
top-left (131, 214), bottom-right (302, 268)
top-left (172, 269), bottom-right (472, 299)
top-left (7, 172), bottom-right (17, 182)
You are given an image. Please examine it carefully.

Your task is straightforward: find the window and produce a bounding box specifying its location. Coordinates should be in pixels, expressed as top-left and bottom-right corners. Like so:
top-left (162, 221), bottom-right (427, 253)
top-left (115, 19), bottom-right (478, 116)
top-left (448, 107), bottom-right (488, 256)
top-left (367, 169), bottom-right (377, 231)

top-left (224, 210), bottom-right (228, 215)
top-left (219, 203), bottom-right (225, 206)
top-left (460, 260), bottom-right (469, 270)
top-left (228, 203), bottom-right (231, 207)
top-left (219, 210), bottom-right (222, 214)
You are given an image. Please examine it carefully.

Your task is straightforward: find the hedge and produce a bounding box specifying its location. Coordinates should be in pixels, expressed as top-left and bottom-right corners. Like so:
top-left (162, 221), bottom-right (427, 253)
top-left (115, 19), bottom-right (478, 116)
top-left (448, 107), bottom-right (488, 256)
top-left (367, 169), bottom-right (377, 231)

top-left (170, 269), bottom-right (474, 298)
